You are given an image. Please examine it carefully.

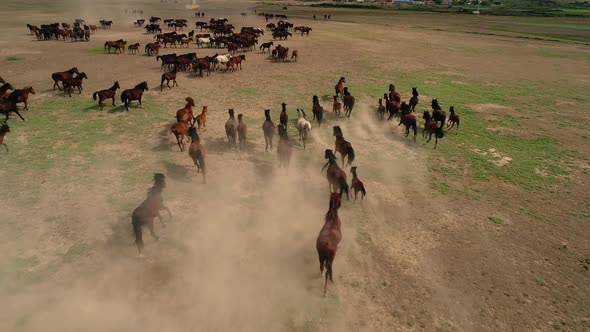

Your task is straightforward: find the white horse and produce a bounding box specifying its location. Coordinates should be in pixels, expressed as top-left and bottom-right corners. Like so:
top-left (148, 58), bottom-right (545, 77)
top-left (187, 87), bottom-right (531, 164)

top-left (197, 37), bottom-right (211, 48)
top-left (296, 109), bottom-right (312, 150)
top-left (215, 53), bottom-right (232, 70)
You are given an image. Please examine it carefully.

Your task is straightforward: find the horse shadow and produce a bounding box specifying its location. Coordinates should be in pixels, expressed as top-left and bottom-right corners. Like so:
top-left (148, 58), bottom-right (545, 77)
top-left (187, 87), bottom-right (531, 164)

top-left (161, 160), bottom-right (191, 181)
top-left (152, 124), bottom-right (174, 152)
top-left (205, 137), bottom-right (236, 153)
top-left (107, 105), bottom-right (128, 113)
top-left (321, 95), bottom-right (332, 102)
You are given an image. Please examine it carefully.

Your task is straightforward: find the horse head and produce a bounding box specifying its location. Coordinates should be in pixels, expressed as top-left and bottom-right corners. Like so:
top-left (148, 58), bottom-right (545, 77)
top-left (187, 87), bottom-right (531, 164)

top-left (0, 123), bottom-right (10, 134)
top-left (431, 99), bottom-right (440, 110)
top-left (153, 173), bottom-right (166, 189)
top-left (412, 87), bottom-right (418, 95)
top-left (228, 108), bottom-right (235, 117)
top-left (114, 81), bottom-right (120, 90)
top-left (449, 106), bottom-right (455, 114)
top-left (185, 97), bottom-right (195, 107)
top-left (333, 126), bottom-right (343, 137)
top-left (281, 102), bottom-right (287, 111)
top-left (423, 110), bottom-right (431, 121)
top-left (71, 67), bottom-right (80, 74)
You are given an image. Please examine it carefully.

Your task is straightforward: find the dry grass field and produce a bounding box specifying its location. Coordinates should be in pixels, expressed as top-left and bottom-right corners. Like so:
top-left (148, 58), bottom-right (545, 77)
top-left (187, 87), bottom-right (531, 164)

top-left (0, 0), bottom-right (589, 331)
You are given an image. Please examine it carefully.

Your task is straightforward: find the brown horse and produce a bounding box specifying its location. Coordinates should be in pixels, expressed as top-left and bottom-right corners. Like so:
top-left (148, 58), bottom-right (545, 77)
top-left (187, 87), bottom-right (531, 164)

top-left (121, 82), bottom-right (148, 111)
top-left (237, 113), bottom-right (247, 149)
top-left (332, 95), bottom-right (342, 118)
top-left (5, 87), bottom-right (35, 111)
top-left (51, 67), bottom-right (79, 91)
top-left (262, 109), bottom-right (275, 151)
top-left (225, 108), bottom-right (238, 149)
top-left (188, 127), bottom-right (206, 183)
top-left (408, 87), bottom-right (419, 112)
top-left (388, 84), bottom-right (401, 103)
top-left (312, 95), bottom-right (324, 127)
top-left (175, 97), bottom-right (196, 125)
top-left (350, 167), bottom-right (367, 202)
top-left (161, 68), bottom-right (179, 91)
top-left (0, 122), bottom-right (10, 152)
top-left (431, 99), bottom-right (447, 129)
top-left (398, 102), bottom-right (417, 141)
top-left (447, 106), bottom-right (460, 133)
top-left (423, 111), bottom-right (444, 149)
top-left (196, 105), bottom-right (208, 131)
top-left (291, 50), bottom-right (298, 62)
top-left (104, 39), bottom-right (126, 54)
top-left (277, 124), bottom-right (292, 169)
top-left (384, 94), bottom-right (400, 121)
top-left (322, 149), bottom-right (350, 200)
top-left (132, 173), bottom-right (172, 257)
top-left (343, 87), bottom-right (355, 117)
top-left (316, 192), bottom-right (343, 295)
top-left (92, 81), bottom-right (119, 110)
top-left (171, 118), bottom-right (192, 151)
top-left (63, 72), bottom-right (88, 97)
top-left (334, 76), bottom-right (345, 100)
top-left (0, 83), bottom-right (14, 96)
top-left (128, 43), bottom-right (140, 54)
top-left (0, 91), bottom-right (25, 121)
top-left (377, 98), bottom-right (385, 119)
top-left (333, 126), bottom-right (355, 168)
top-left (145, 41), bottom-right (161, 56)
top-left (279, 102), bottom-right (288, 131)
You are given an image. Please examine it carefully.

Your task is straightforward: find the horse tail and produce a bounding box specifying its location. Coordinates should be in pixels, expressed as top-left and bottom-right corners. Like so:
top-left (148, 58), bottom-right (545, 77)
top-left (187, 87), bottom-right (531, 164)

top-left (132, 215), bottom-right (143, 254)
top-left (436, 127), bottom-right (445, 138)
top-left (120, 92), bottom-right (126, 103)
top-left (104, 41), bottom-right (108, 49)
top-left (361, 185), bottom-right (367, 198)
top-left (325, 252), bottom-right (334, 283)
top-left (412, 121), bottom-right (417, 137)
top-left (92, 91), bottom-right (98, 100)
top-left (347, 147), bottom-right (355, 166)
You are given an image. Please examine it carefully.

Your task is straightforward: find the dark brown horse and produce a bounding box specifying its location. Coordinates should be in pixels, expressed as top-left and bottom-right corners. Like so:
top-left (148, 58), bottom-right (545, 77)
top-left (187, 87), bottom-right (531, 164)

top-left (333, 126), bottom-right (355, 168)
top-left (262, 109), bottom-right (275, 151)
top-left (63, 72), bottom-right (88, 97)
top-left (0, 90), bottom-right (25, 121)
top-left (385, 94), bottom-right (400, 120)
top-left (5, 87), bottom-right (35, 111)
top-left (398, 102), bottom-right (417, 141)
top-left (350, 167), bottom-right (366, 202)
top-left (128, 43), bottom-right (140, 55)
top-left (334, 76), bottom-right (345, 100)
top-left (0, 83), bottom-right (14, 96)
top-left (316, 192), bottom-right (343, 295)
top-left (237, 113), bottom-right (247, 149)
top-left (121, 82), bottom-right (148, 111)
top-left (0, 122), bottom-right (10, 152)
top-left (431, 99), bottom-right (447, 129)
top-left (225, 108), bottom-right (238, 149)
top-left (447, 106), bottom-right (460, 133)
top-left (342, 87), bottom-right (355, 117)
top-left (322, 149), bottom-right (350, 200)
top-left (423, 111), bottom-right (444, 149)
top-left (388, 84), bottom-right (401, 103)
top-left (161, 67), bottom-right (178, 91)
top-left (188, 127), bottom-right (206, 183)
top-left (92, 81), bottom-right (119, 110)
top-left (312, 95), bottom-right (324, 127)
top-left (277, 124), bottom-right (292, 169)
top-left (52, 67), bottom-right (79, 91)
top-left (279, 102), bottom-right (288, 131)
top-left (408, 87), bottom-right (419, 112)
top-left (132, 173), bottom-right (172, 257)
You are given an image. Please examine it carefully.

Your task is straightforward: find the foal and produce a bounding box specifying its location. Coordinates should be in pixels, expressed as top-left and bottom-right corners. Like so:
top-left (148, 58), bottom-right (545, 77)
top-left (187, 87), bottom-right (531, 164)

top-left (447, 106), bottom-right (460, 133)
top-left (350, 166), bottom-right (367, 202)
top-left (332, 95), bottom-right (342, 118)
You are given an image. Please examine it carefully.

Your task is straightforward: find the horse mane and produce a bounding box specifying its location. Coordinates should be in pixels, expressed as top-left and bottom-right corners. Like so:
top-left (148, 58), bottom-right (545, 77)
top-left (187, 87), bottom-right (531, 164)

top-left (333, 125), bottom-right (343, 137)
top-left (147, 173), bottom-right (165, 196)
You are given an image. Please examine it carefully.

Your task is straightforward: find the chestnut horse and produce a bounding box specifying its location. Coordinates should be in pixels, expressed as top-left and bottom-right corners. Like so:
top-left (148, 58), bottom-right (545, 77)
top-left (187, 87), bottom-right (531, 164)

top-left (384, 94), bottom-right (400, 120)
top-left (322, 149), bottom-right (350, 200)
top-left (316, 192), bottom-right (343, 295)
top-left (262, 109), bottom-right (275, 151)
top-left (132, 173), bottom-right (172, 257)
top-left (188, 127), bottom-right (206, 183)
top-left (279, 102), bottom-right (288, 131)
top-left (196, 105), bottom-right (208, 131)
top-left (51, 67), bottom-right (79, 91)
top-left (175, 97), bottom-right (196, 125)
top-left (350, 167), bottom-right (367, 202)
top-left (332, 95), bottom-right (341, 118)
top-left (63, 72), bottom-right (88, 97)
top-left (398, 102), bottom-right (417, 141)
top-left (333, 126), bottom-right (355, 168)
top-left (334, 77), bottom-right (345, 100)
top-left (171, 118), bottom-right (192, 151)
top-left (388, 84), bottom-right (401, 103)
top-left (92, 81), bottom-right (119, 110)
top-left (423, 110), bottom-right (444, 149)
top-left (377, 98), bottom-right (385, 119)
top-left (121, 82), bottom-right (148, 111)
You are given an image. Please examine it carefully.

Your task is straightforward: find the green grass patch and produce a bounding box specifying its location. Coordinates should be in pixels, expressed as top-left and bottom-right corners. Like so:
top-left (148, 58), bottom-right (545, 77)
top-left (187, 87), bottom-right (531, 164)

top-left (86, 47), bottom-right (107, 54)
top-left (5, 56), bottom-right (23, 61)
top-left (581, 212), bottom-right (590, 219)
top-left (489, 27), bottom-right (590, 42)
top-left (237, 88), bottom-right (258, 95)
top-left (488, 216), bottom-right (503, 224)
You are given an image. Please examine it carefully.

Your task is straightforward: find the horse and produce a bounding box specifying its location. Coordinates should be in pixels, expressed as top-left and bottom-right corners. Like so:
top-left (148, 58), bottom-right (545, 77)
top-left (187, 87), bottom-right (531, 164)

top-left (279, 102), bottom-right (288, 131)
top-left (408, 87), bottom-right (419, 112)
top-left (332, 96), bottom-right (342, 118)
top-left (296, 109), bottom-right (311, 149)
top-left (312, 95), bottom-right (324, 127)
top-left (388, 84), bottom-right (401, 103)
top-left (196, 105), bottom-right (208, 131)
top-left (291, 50), bottom-right (298, 62)
top-left (277, 124), bottom-right (292, 169)
top-left (171, 117), bottom-right (192, 152)
top-left (398, 102), bottom-right (417, 141)
top-left (237, 113), bottom-right (247, 149)
top-left (0, 83), bottom-right (14, 97)
top-left (225, 108), bottom-right (238, 149)
top-left (132, 173), bottom-right (172, 257)
top-left (188, 127), bottom-right (206, 183)
top-left (0, 123), bottom-right (10, 153)
top-left (384, 94), bottom-right (400, 120)
top-left (128, 43), bottom-right (140, 54)
top-left (92, 81), bottom-right (119, 110)
top-left (377, 98), bottom-right (385, 119)
top-left (8, 87), bottom-right (35, 111)
top-left (322, 149), bottom-right (349, 200)
top-left (260, 41), bottom-right (273, 53)
top-left (161, 68), bottom-right (179, 92)
top-left (262, 109), bottom-right (275, 152)
top-left (105, 39), bottom-right (126, 54)
top-left (334, 77), bottom-right (345, 100)
top-left (333, 126), bottom-right (355, 167)
top-left (423, 111), bottom-right (444, 149)
top-left (63, 72), bottom-right (88, 97)
top-left (316, 192), bottom-right (342, 295)
top-left (121, 82), bottom-right (148, 111)
top-left (175, 97), bottom-right (196, 125)
top-left (145, 42), bottom-right (161, 56)
top-left (447, 106), bottom-right (460, 133)
top-left (431, 99), bottom-right (447, 129)
top-left (51, 67), bottom-right (79, 91)
top-left (342, 87), bottom-right (355, 117)
top-left (0, 90), bottom-right (25, 121)
top-left (350, 167), bottom-right (367, 202)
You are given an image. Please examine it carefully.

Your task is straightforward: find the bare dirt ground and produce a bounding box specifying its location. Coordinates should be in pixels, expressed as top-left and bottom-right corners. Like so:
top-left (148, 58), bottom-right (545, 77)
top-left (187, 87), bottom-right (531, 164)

top-left (1, 0), bottom-right (589, 331)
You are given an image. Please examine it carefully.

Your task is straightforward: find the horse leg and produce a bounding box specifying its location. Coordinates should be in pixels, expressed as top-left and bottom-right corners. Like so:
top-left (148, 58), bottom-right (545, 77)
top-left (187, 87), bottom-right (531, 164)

top-left (111, 97), bottom-right (115, 106)
top-left (173, 79), bottom-right (178, 87)
top-left (148, 221), bottom-right (159, 241)
top-left (24, 101), bottom-right (28, 111)
top-left (434, 136), bottom-right (438, 149)
top-left (167, 80), bottom-right (171, 89)
top-left (138, 97), bottom-right (143, 108)
top-left (456, 122), bottom-right (459, 134)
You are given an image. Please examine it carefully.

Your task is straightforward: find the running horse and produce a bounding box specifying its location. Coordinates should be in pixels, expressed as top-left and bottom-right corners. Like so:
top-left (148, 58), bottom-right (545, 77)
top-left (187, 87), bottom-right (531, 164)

top-left (398, 102), bottom-right (417, 141)
top-left (262, 109), bottom-right (275, 151)
top-left (322, 149), bottom-right (350, 200)
top-left (188, 127), bottom-right (206, 183)
top-left (277, 124), bottom-right (292, 169)
top-left (132, 173), bottom-right (172, 257)
top-left (431, 99), bottom-right (447, 129)
top-left (333, 126), bottom-right (355, 168)
top-left (92, 81), bottom-right (120, 110)
top-left (120, 82), bottom-right (148, 111)
top-left (5, 87), bottom-right (35, 111)
top-left (51, 67), bottom-right (79, 91)
top-left (316, 192), bottom-right (343, 295)
top-left (312, 95), bottom-right (324, 127)
top-left (0, 90), bottom-right (25, 121)
top-left (334, 76), bottom-right (345, 100)
top-left (342, 87), bottom-right (355, 117)
top-left (422, 110), bottom-right (444, 149)
top-left (225, 108), bottom-right (238, 149)
top-left (279, 102), bottom-right (288, 132)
